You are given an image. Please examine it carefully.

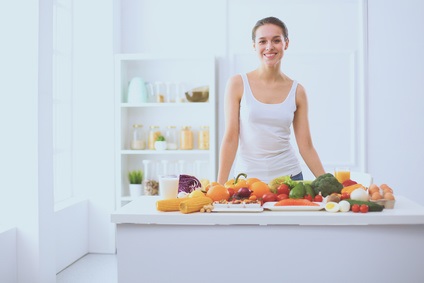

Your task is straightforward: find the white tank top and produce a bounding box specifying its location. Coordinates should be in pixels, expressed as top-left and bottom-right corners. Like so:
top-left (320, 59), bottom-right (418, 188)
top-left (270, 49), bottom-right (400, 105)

top-left (234, 73), bottom-right (302, 184)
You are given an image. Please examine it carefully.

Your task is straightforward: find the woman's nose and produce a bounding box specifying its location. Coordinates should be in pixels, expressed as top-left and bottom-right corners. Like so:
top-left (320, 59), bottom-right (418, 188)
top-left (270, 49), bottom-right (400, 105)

top-left (266, 42), bottom-right (272, 50)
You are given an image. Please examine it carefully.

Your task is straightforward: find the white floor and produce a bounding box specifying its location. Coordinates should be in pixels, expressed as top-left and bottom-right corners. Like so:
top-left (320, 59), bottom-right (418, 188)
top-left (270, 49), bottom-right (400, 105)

top-left (56, 253), bottom-right (118, 283)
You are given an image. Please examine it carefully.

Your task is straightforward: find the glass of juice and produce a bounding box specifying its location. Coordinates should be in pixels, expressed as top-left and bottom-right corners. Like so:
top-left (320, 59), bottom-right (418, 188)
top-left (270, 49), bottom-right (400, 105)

top-left (335, 167), bottom-right (350, 183)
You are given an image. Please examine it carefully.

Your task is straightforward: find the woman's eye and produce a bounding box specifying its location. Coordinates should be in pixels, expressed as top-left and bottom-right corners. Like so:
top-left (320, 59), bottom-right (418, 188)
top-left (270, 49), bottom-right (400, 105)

top-left (274, 39), bottom-right (281, 43)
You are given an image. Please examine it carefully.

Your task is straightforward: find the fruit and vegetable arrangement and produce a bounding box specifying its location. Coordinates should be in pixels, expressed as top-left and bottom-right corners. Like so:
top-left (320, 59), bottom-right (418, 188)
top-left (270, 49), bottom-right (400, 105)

top-left (156, 172), bottom-right (396, 214)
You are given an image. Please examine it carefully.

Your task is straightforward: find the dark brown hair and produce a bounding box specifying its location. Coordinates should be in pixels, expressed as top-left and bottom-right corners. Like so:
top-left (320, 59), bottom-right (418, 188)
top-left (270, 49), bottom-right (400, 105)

top-left (251, 16), bottom-right (289, 41)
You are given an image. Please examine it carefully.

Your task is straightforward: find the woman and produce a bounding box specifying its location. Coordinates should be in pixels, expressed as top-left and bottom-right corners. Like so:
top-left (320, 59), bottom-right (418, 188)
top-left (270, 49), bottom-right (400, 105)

top-left (217, 16), bottom-right (325, 185)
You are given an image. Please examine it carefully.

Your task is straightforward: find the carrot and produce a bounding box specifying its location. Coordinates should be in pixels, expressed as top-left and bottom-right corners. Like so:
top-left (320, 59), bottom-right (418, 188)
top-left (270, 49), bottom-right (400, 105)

top-left (275, 199), bottom-right (319, 206)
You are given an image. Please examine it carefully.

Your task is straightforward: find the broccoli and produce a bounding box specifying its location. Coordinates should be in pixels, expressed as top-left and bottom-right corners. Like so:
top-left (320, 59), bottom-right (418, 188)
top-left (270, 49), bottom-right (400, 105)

top-left (311, 173), bottom-right (343, 197)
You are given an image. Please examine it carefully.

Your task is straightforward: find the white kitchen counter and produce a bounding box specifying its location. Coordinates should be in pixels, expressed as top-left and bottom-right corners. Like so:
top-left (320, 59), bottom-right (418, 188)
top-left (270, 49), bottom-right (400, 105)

top-left (111, 196), bottom-right (424, 283)
top-left (111, 195), bottom-right (424, 226)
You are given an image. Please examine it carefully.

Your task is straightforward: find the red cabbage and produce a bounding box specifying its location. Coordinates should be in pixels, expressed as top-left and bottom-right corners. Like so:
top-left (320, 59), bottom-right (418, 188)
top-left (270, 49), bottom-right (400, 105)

top-left (178, 174), bottom-right (201, 193)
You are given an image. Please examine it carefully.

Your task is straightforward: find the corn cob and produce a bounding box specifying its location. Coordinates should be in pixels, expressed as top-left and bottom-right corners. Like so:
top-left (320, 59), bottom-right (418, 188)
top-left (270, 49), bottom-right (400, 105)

top-left (179, 197), bottom-right (213, 214)
top-left (156, 198), bottom-right (188, 212)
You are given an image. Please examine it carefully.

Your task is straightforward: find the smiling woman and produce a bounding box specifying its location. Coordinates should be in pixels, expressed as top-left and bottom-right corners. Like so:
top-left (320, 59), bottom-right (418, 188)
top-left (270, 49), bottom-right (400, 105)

top-left (217, 16), bottom-right (326, 185)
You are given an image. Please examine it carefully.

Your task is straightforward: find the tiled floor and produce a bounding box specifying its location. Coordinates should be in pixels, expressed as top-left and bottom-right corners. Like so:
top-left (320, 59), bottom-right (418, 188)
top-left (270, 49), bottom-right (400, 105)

top-left (56, 253), bottom-right (117, 283)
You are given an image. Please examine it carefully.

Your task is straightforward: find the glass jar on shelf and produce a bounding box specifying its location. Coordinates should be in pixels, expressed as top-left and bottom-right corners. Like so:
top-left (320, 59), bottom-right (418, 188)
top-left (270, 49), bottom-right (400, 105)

top-left (165, 82), bottom-right (177, 103)
top-left (154, 82), bottom-right (166, 103)
top-left (165, 126), bottom-right (178, 150)
top-left (130, 124), bottom-right (146, 150)
top-left (148, 126), bottom-right (162, 150)
top-left (143, 160), bottom-right (159, 196)
top-left (198, 125), bottom-right (209, 150)
top-left (180, 126), bottom-right (193, 150)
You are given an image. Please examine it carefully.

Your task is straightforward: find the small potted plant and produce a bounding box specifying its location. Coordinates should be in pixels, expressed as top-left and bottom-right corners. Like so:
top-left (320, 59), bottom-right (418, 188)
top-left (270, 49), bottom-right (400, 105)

top-left (154, 135), bottom-right (167, 150)
top-left (128, 170), bottom-right (143, 198)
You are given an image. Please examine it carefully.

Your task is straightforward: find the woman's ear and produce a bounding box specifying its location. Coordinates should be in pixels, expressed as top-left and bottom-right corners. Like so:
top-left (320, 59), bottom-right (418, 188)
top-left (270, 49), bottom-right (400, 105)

top-left (253, 42), bottom-right (256, 51)
top-left (284, 38), bottom-right (289, 50)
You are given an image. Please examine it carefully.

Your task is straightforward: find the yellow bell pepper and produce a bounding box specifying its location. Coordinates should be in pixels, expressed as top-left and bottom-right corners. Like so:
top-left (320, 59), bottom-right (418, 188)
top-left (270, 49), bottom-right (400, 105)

top-left (224, 173), bottom-right (248, 190)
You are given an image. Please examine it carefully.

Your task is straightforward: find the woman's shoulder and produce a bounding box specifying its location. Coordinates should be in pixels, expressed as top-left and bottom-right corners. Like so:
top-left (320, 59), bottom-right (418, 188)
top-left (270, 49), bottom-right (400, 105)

top-left (226, 74), bottom-right (244, 95)
top-left (227, 73), bottom-right (244, 85)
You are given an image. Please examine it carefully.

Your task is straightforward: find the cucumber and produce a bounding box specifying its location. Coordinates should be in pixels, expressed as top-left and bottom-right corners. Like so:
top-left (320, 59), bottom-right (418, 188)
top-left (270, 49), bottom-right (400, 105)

top-left (344, 199), bottom-right (384, 212)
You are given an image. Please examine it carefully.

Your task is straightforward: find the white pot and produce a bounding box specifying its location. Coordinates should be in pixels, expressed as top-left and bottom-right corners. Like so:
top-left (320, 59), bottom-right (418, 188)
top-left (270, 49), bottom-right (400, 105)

top-left (129, 184), bottom-right (143, 198)
top-left (154, 141), bottom-right (167, 150)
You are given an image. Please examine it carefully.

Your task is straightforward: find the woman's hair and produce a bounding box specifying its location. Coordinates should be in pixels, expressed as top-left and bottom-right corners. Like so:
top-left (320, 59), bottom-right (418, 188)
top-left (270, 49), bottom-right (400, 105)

top-left (251, 16), bottom-right (289, 41)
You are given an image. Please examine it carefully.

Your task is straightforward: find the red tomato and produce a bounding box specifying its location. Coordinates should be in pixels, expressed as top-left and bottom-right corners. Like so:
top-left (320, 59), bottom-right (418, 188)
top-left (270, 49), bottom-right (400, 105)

top-left (262, 193), bottom-right (278, 203)
top-left (277, 184), bottom-right (290, 195)
top-left (360, 204), bottom-right (369, 213)
top-left (227, 188), bottom-right (235, 198)
top-left (341, 192), bottom-right (350, 200)
top-left (304, 194), bottom-right (313, 201)
top-left (314, 194), bottom-right (323, 202)
top-left (276, 193), bottom-right (289, 201)
top-left (352, 204), bottom-right (360, 213)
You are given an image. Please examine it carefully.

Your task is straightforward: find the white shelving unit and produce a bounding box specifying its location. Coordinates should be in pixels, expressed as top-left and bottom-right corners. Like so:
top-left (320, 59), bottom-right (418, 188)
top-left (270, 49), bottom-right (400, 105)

top-left (114, 54), bottom-right (217, 207)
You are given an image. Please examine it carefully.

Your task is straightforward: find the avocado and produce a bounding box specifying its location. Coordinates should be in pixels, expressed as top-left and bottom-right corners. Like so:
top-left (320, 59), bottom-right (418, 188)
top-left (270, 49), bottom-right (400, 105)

top-left (289, 182), bottom-right (306, 199)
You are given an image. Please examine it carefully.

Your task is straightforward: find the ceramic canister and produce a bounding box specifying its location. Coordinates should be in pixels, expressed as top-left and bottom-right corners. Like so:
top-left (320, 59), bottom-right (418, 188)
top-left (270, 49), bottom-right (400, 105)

top-left (127, 77), bottom-right (148, 103)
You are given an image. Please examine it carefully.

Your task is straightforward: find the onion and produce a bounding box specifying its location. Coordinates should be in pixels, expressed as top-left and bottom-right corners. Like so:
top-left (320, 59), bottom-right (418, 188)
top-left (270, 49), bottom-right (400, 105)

top-left (350, 188), bottom-right (369, 202)
top-left (235, 187), bottom-right (252, 199)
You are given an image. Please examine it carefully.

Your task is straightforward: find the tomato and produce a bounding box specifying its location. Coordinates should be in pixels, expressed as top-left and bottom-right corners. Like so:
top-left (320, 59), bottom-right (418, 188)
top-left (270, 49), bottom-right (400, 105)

top-left (262, 193), bottom-right (278, 203)
top-left (304, 194), bottom-right (313, 202)
top-left (352, 204), bottom-right (360, 213)
top-left (341, 192), bottom-right (350, 200)
top-left (360, 204), bottom-right (369, 213)
top-left (277, 184), bottom-right (290, 195)
top-left (227, 188), bottom-right (236, 198)
top-left (314, 194), bottom-right (323, 202)
top-left (276, 193), bottom-right (289, 201)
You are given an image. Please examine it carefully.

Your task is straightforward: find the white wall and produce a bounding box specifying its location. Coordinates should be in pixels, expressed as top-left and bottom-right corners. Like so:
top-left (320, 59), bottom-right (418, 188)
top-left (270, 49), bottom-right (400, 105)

top-left (55, 199), bottom-right (88, 273)
top-left (72, 0), bottom-right (116, 253)
top-left (367, 0), bottom-right (424, 204)
top-left (0, 0), bottom-right (56, 282)
top-left (0, 227), bottom-right (16, 283)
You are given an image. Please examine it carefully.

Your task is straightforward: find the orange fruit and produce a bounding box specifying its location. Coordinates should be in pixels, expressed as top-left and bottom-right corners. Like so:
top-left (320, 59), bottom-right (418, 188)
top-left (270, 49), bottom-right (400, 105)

top-left (250, 181), bottom-right (271, 199)
top-left (204, 181), bottom-right (220, 192)
top-left (206, 184), bottom-right (230, 201)
top-left (246, 177), bottom-right (261, 188)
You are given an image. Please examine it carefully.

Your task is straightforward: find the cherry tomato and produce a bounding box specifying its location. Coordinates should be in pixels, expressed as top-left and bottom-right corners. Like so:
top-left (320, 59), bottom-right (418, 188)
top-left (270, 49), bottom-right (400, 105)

top-left (360, 204), bottom-right (369, 213)
top-left (314, 194), bottom-right (323, 202)
top-left (304, 194), bottom-right (313, 202)
top-left (341, 192), bottom-right (350, 200)
top-left (277, 193), bottom-right (289, 201)
top-left (277, 184), bottom-right (290, 195)
top-left (351, 204), bottom-right (360, 212)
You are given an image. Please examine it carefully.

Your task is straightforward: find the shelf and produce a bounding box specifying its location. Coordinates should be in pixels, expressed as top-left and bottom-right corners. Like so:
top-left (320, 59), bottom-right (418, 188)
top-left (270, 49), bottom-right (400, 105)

top-left (115, 53), bottom-right (217, 208)
top-left (121, 102), bottom-right (210, 108)
top-left (121, 150), bottom-right (211, 155)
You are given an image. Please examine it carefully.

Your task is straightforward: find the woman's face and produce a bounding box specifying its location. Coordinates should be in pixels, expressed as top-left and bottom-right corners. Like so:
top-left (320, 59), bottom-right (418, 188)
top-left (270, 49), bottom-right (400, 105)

top-left (253, 24), bottom-right (288, 67)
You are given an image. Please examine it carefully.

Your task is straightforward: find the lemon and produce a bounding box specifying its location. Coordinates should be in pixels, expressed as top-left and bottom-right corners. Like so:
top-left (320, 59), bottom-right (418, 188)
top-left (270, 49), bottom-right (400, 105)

top-left (189, 190), bottom-right (205, 198)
